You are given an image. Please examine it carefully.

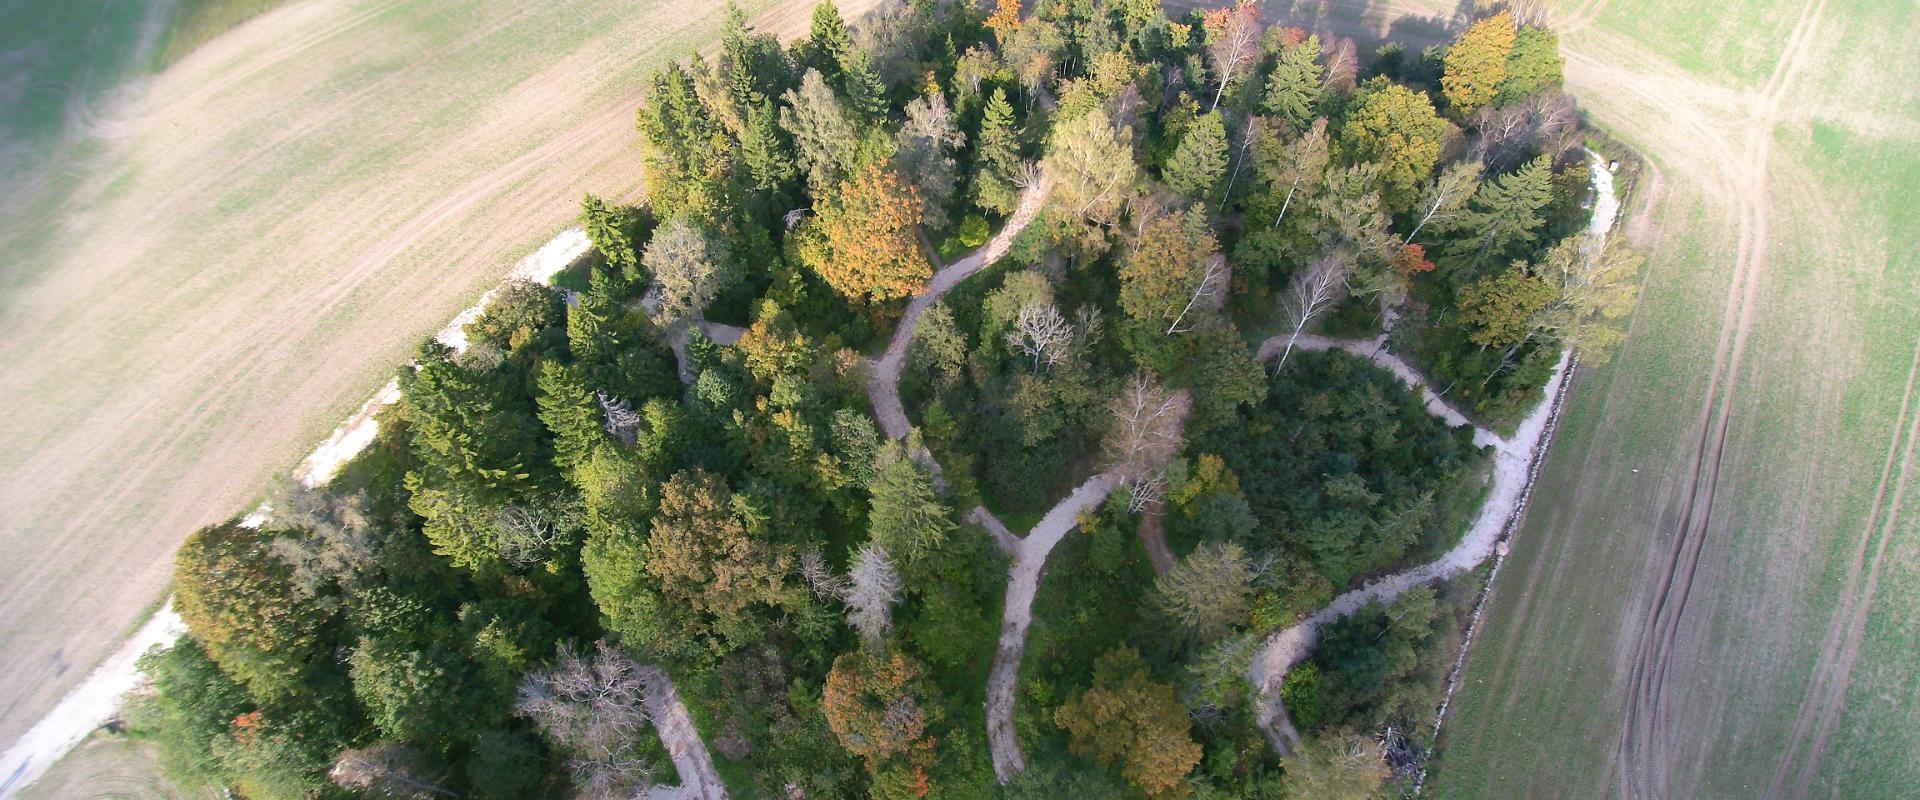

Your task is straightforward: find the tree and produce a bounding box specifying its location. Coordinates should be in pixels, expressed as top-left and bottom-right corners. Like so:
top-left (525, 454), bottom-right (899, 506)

top-left (867, 441), bottom-right (955, 564)
top-left (1404, 160), bottom-right (1484, 244)
top-left (1312, 164), bottom-right (1399, 295)
top-left (797, 162), bottom-right (930, 303)
top-left (1053, 647), bottom-right (1203, 798)
top-left (1006, 301), bottom-right (1075, 369)
top-left (1441, 12), bottom-right (1516, 117)
top-left (740, 99), bottom-right (798, 198)
top-left (1104, 373), bottom-right (1186, 484)
top-left (894, 89), bottom-right (966, 231)
top-left (1164, 109), bottom-right (1228, 201)
top-left (824, 647), bottom-right (942, 772)
top-left (973, 88), bottom-right (1027, 216)
top-left (1255, 117), bottom-right (1329, 227)
top-left (1279, 733), bottom-right (1388, 800)
top-left (265, 481), bottom-right (379, 598)
top-left (536, 361), bottom-right (604, 474)
top-left (1457, 262), bottom-right (1555, 348)
top-left (1118, 211), bottom-right (1224, 336)
top-left (1045, 107), bottom-right (1136, 228)
top-left (1155, 541), bottom-right (1255, 641)
top-left (581, 194), bottom-right (639, 282)
top-left (1339, 77), bottom-right (1449, 209)
top-left (801, 0), bottom-right (854, 80)
top-left (517, 642), bottom-right (658, 800)
top-left (1201, 0), bottom-right (1262, 110)
top-left (1273, 254), bottom-right (1351, 370)
top-left (644, 217), bottom-right (733, 328)
top-left (1442, 154), bottom-right (1554, 266)
top-left (330, 744), bottom-right (452, 798)
top-left (844, 544), bottom-right (903, 646)
top-left (646, 469), bottom-right (792, 639)
top-left (843, 49), bottom-right (890, 121)
top-left (780, 69), bottom-right (862, 190)
top-left (1497, 26), bottom-right (1565, 105)
top-left (1262, 34), bottom-right (1324, 131)
top-left (173, 521), bottom-right (326, 698)
top-left (1531, 233), bottom-right (1644, 361)
top-left (349, 638), bottom-right (479, 746)
top-left (635, 63), bottom-right (728, 219)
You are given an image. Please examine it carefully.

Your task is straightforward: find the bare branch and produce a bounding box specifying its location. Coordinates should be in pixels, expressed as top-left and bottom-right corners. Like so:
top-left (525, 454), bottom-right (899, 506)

top-left (1273, 255), bottom-right (1351, 371)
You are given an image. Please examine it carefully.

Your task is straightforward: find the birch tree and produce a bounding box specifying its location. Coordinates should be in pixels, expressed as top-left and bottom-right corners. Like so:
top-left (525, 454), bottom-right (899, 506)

top-left (1201, 0), bottom-right (1262, 110)
top-left (1273, 254), bottom-right (1351, 371)
top-left (330, 744), bottom-right (454, 799)
top-left (1404, 161), bottom-right (1484, 244)
top-left (1256, 117), bottom-right (1329, 228)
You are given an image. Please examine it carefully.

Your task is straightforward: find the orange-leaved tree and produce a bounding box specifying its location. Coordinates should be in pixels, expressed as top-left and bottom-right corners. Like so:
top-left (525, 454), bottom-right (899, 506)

top-left (1441, 12), bottom-right (1517, 117)
top-left (799, 162), bottom-right (930, 304)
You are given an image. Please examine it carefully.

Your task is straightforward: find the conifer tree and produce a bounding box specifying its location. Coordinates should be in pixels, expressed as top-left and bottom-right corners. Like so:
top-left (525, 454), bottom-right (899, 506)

top-left (1262, 34), bottom-right (1324, 131)
top-left (535, 361), bottom-right (604, 475)
top-left (1441, 154), bottom-right (1555, 267)
top-left (972, 88), bottom-right (1025, 216)
top-left (1164, 109), bottom-right (1228, 201)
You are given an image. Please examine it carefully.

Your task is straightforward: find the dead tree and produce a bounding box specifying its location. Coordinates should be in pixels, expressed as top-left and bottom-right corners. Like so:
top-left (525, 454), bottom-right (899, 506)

top-left (1007, 302), bottom-right (1075, 369)
top-left (596, 391), bottom-right (639, 446)
top-left (844, 545), bottom-right (903, 647)
top-left (1104, 374), bottom-right (1188, 511)
top-left (493, 503), bottom-right (573, 568)
top-left (330, 744), bottom-right (454, 798)
top-left (518, 642), bottom-right (658, 800)
top-left (1273, 255), bottom-right (1351, 372)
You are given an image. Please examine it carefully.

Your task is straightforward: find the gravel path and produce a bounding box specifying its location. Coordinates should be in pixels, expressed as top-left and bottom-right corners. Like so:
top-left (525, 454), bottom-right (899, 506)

top-left (638, 666), bottom-right (728, 800)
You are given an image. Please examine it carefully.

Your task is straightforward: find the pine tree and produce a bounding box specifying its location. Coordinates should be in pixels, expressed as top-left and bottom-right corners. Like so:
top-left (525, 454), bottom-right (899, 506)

top-left (1441, 154), bottom-right (1555, 267)
top-left (740, 99), bottom-right (797, 197)
top-left (1164, 109), bottom-right (1228, 201)
top-left (866, 442), bottom-right (954, 564)
top-left (972, 88), bottom-right (1024, 215)
top-left (844, 49), bottom-right (890, 122)
top-left (1262, 34), bottom-right (1324, 130)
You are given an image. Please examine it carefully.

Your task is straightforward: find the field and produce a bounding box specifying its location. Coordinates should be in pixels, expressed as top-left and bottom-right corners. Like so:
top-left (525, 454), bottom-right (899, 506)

top-left (0, 0), bottom-right (871, 754)
top-left (14, 732), bottom-right (187, 800)
top-left (1423, 0), bottom-right (1920, 798)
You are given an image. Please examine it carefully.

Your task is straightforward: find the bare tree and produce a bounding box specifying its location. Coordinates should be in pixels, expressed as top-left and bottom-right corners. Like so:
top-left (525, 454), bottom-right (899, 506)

top-left (1165, 254), bottom-right (1230, 335)
top-left (1104, 373), bottom-right (1188, 484)
top-left (1404, 161), bottom-right (1484, 245)
top-left (330, 744), bottom-right (454, 798)
top-left (1203, 0), bottom-right (1263, 110)
top-left (1127, 470), bottom-right (1169, 514)
top-left (596, 391), bottom-right (639, 446)
top-left (267, 481), bottom-right (379, 598)
top-left (493, 502), bottom-right (578, 569)
top-left (1006, 301), bottom-right (1075, 369)
top-left (1321, 36), bottom-right (1359, 96)
top-left (1274, 255), bottom-right (1352, 371)
top-left (518, 642), bottom-right (658, 800)
top-left (844, 545), bottom-right (903, 647)
top-left (799, 546), bottom-right (849, 600)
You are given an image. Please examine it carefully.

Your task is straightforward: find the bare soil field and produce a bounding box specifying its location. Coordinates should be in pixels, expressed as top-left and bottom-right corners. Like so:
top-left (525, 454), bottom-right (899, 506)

top-left (0, 0), bottom-right (873, 755)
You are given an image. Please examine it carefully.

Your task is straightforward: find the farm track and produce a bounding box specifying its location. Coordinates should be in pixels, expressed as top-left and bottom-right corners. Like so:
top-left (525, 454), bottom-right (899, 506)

top-left (1615, 1), bottom-right (1825, 796)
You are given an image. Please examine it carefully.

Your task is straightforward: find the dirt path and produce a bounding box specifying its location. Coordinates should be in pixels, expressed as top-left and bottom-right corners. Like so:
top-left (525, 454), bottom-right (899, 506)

top-left (637, 666), bottom-right (728, 800)
top-left (1138, 506), bottom-right (1175, 575)
top-left (1258, 332), bottom-right (1498, 448)
top-left (983, 474), bottom-right (1125, 781)
top-left (867, 174), bottom-right (1051, 439)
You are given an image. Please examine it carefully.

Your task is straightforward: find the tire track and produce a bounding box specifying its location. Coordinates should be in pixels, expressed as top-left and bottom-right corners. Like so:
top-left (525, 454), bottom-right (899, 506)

top-left (1615, 1), bottom-right (1825, 796)
top-left (1764, 335), bottom-right (1920, 800)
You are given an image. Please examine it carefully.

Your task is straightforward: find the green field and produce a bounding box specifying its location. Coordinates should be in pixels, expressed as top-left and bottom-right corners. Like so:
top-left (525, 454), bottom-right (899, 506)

top-left (1429, 0), bottom-right (1920, 797)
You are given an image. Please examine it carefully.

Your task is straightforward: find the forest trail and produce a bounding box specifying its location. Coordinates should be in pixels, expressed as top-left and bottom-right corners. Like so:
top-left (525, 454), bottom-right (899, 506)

top-left (637, 666), bottom-right (728, 800)
top-left (867, 174), bottom-right (1052, 439)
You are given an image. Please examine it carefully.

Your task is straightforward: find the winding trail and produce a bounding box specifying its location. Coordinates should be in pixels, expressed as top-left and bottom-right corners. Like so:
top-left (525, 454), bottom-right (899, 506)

top-left (638, 666), bottom-right (728, 800)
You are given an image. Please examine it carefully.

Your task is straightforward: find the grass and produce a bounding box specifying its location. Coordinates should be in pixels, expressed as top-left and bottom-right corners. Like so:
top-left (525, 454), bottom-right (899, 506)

top-left (1425, 0), bottom-right (1920, 796)
top-left (157, 0), bottom-right (291, 66)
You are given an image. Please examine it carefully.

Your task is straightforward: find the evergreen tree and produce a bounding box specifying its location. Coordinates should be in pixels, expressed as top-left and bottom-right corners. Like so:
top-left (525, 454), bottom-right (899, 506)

top-left (1441, 154), bottom-right (1555, 268)
top-left (802, 1), bottom-right (854, 82)
top-left (844, 49), bottom-right (891, 122)
top-left (866, 441), bottom-right (955, 565)
top-left (1164, 109), bottom-right (1228, 201)
top-left (972, 88), bottom-right (1025, 216)
top-left (580, 194), bottom-right (639, 283)
top-left (740, 98), bottom-right (797, 199)
top-left (1262, 34), bottom-right (1324, 131)
top-left (535, 361), bottom-right (603, 475)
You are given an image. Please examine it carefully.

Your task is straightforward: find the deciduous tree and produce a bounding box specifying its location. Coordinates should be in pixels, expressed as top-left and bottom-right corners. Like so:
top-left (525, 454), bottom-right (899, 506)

top-left (173, 521), bottom-right (327, 698)
top-left (643, 217), bottom-right (733, 328)
top-left (797, 162), bottom-right (930, 302)
top-left (1441, 12), bottom-right (1516, 117)
top-left (1457, 262), bottom-right (1555, 348)
top-left (1044, 107), bottom-right (1137, 228)
top-left (894, 89), bottom-right (966, 231)
top-left (517, 642), bottom-right (657, 800)
top-left (1201, 0), bottom-right (1262, 110)
top-left (780, 69), bottom-right (862, 190)
top-left (1053, 647), bottom-right (1202, 798)
top-left (1339, 77), bottom-right (1448, 209)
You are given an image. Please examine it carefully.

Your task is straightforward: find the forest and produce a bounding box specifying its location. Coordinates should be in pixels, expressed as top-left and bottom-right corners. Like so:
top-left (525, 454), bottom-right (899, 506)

top-left (131, 1), bottom-right (1638, 797)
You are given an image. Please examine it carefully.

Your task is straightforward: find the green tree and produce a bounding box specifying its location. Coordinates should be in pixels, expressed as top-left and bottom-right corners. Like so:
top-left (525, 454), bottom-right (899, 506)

top-left (1053, 647), bottom-right (1203, 798)
top-left (581, 194), bottom-right (639, 282)
top-left (635, 62), bottom-right (729, 219)
top-left (1279, 733), bottom-right (1388, 800)
top-left (349, 637), bottom-right (481, 745)
top-left (866, 440), bottom-right (956, 564)
top-left (801, 0), bottom-right (854, 81)
top-left (1441, 154), bottom-right (1555, 267)
top-left (741, 99), bottom-right (798, 198)
top-left (972, 88), bottom-right (1026, 216)
top-left (1441, 12), bottom-right (1516, 116)
top-left (780, 68), bottom-right (862, 190)
top-left (1457, 261), bottom-right (1555, 348)
top-left (1154, 541), bottom-right (1255, 641)
top-left (1531, 233), bottom-right (1644, 360)
top-left (1164, 109), bottom-right (1228, 201)
top-left (1044, 106), bottom-right (1137, 231)
top-left (1497, 25), bottom-right (1565, 105)
top-left (535, 360), bottom-right (603, 475)
top-left (646, 469), bottom-right (793, 643)
top-left (173, 521), bottom-right (327, 698)
top-left (1339, 77), bottom-right (1448, 210)
top-left (893, 89), bottom-right (966, 231)
top-left (1262, 34), bottom-right (1324, 131)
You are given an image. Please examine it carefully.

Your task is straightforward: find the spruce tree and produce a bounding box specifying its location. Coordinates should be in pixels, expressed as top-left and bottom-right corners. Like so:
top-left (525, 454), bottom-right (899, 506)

top-left (972, 88), bottom-right (1024, 215)
top-left (1442, 154), bottom-right (1555, 268)
top-left (1261, 34), bottom-right (1323, 131)
top-left (1164, 110), bottom-right (1228, 201)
